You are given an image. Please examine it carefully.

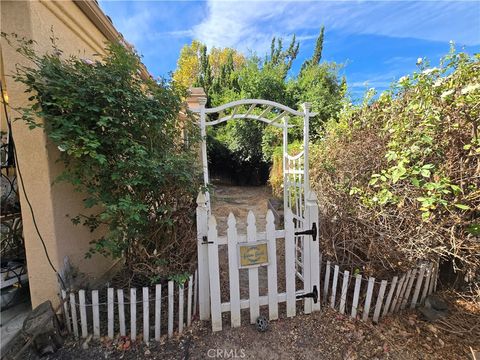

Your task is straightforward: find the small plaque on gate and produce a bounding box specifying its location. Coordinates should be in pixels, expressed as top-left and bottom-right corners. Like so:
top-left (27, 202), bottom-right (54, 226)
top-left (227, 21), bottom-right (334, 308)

top-left (238, 242), bottom-right (268, 268)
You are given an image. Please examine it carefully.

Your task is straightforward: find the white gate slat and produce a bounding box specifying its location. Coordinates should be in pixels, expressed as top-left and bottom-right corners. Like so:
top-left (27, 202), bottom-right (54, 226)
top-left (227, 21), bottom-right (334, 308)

top-left (117, 289), bottom-right (126, 336)
top-left (187, 275), bottom-right (193, 327)
top-left (307, 191), bottom-right (320, 312)
top-left (362, 277), bottom-right (375, 321)
top-left (401, 270), bottom-right (416, 310)
top-left (351, 274), bottom-right (362, 319)
top-left (61, 290), bottom-right (72, 333)
top-left (421, 263), bottom-right (433, 303)
top-left (390, 274), bottom-right (405, 313)
top-left (78, 290), bottom-right (88, 338)
top-left (395, 270), bottom-right (411, 312)
top-left (155, 284), bottom-right (161, 341)
top-left (323, 261), bottom-right (331, 303)
top-left (179, 284), bottom-right (185, 334)
top-left (382, 276), bottom-right (398, 317)
top-left (107, 288), bottom-right (114, 339)
top-left (433, 263), bottom-right (438, 292)
top-left (285, 208), bottom-right (296, 317)
top-left (70, 292), bottom-right (79, 338)
top-left (410, 265), bottom-right (426, 309)
top-left (330, 265), bottom-right (339, 309)
top-left (92, 290), bottom-right (100, 338)
top-left (266, 210), bottom-right (279, 320)
top-left (247, 211), bottom-right (260, 324)
top-left (207, 215), bottom-right (222, 331)
top-left (143, 287), bottom-right (149, 343)
top-left (227, 213), bottom-right (241, 327)
top-left (130, 288), bottom-right (137, 341)
top-left (168, 280), bottom-right (174, 337)
top-left (372, 280), bottom-right (387, 323)
top-left (196, 192), bottom-right (210, 320)
top-left (339, 270), bottom-right (349, 314)
top-left (193, 269), bottom-right (198, 316)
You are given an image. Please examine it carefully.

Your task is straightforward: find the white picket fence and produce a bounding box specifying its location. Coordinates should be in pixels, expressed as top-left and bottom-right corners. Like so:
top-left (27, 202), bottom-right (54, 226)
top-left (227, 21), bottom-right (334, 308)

top-left (205, 205), bottom-right (438, 330)
top-left (320, 259), bottom-right (438, 323)
top-left (60, 271), bottom-right (198, 342)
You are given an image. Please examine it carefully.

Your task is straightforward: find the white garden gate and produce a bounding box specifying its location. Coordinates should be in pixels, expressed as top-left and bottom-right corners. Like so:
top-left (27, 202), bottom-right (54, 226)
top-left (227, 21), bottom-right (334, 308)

top-left (190, 98), bottom-right (320, 331)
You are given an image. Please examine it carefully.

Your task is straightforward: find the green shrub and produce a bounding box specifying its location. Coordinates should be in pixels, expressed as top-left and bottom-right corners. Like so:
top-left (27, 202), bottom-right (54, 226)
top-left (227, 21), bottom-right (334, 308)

top-left (6, 34), bottom-right (201, 281)
top-left (311, 47), bottom-right (479, 278)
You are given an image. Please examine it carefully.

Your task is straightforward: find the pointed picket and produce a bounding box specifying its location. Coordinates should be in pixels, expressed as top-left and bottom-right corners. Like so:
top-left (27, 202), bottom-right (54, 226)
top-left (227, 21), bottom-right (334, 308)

top-left (284, 208), bottom-right (296, 317)
top-left (196, 192), bottom-right (210, 320)
top-left (266, 210), bottom-right (279, 320)
top-left (401, 270), bottom-right (416, 310)
top-left (78, 290), bottom-right (88, 338)
top-left (351, 274), bottom-right (362, 319)
top-left (117, 289), bottom-right (126, 336)
top-left (143, 287), bottom-right (149, 343)
top-left (382, 276), bottom-right (397, 317)
top-left (61, 290), bottom-right (72, 334)
top-left (330, 265), bottom-right (339, 309)
top-left (395, 270), bottom-right (411, 312)
top-left (207, 215), bottom-right (222, 331)
top-left (227, 213), bottom-right (241, 327)
top-left (92, 290), bottom-right (100, 338)
top-left (362, 277), bottom-right (375, 321)
top-left (247, 211), bottom-right (260, 324)
top-left (324, 261), bottom-right (331, 303)
top-left (411, 265), bottom-right (426, 309)
top-left (339, 270), bottom-right (350, 314)
top-left (154, 284), bottom-right (161, 341)
top-left (70, 292), bottom-right (79, 338)
top-left (107, 288), bottom-right (114, 339)
top-left (187, 275), bottom-right (193, 327)
top-left (168, 281), bottom-right (174, 337)
top-left (130, 288), bottom-right (137, 341)
top-left (178, 284), bottom-right (184, 334)
top-left (373, 280), bottom-right (387, 323)
top-left (390, 274), bottom-right (405, 313)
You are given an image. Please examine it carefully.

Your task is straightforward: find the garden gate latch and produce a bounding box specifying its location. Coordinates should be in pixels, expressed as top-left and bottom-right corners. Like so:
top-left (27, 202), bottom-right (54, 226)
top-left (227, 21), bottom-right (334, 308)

top-left (202, 236), bottom-right (213, 244)
top-left (296, 285), bottom-right (318, 303)
top-left (295, 222), bottom-right (317, 241)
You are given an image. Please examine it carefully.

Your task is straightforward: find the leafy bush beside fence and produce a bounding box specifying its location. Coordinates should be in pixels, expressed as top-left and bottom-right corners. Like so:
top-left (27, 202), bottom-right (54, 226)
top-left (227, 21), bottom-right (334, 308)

top-left (6, 34), bottom-right (201, 281)
top-left (310, 48), bottom-right (479, 282)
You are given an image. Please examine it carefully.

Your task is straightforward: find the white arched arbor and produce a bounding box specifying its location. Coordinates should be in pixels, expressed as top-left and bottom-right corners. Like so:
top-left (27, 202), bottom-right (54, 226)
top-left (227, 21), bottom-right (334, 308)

top-left (190, 98), bottom-right (317, 224)
top-left (190, 98), bottom-right (318, 312)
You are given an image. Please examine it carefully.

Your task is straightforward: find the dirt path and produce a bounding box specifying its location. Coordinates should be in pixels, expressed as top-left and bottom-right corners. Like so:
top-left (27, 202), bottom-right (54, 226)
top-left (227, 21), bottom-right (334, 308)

top-left (210, 184), bottom-right (272, 234)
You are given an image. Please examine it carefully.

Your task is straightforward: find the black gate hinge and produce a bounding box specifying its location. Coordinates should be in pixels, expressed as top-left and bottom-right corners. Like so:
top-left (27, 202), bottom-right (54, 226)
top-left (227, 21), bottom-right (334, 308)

top-left (296, 285), bottom-right (318, 304)
top-left (202, 236), bottom-right (213, 244)
top-left (295, 222), bottom-right (317, 241)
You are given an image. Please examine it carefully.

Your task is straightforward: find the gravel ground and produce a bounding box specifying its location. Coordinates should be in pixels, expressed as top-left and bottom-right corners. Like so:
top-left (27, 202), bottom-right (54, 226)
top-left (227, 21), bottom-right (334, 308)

top-left (10, 301), bottom-right (479, 360)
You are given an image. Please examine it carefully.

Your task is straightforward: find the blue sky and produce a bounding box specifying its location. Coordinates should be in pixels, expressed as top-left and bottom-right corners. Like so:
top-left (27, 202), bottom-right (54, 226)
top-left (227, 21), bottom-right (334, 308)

top-left (99, 1), bottom-right (480, 100)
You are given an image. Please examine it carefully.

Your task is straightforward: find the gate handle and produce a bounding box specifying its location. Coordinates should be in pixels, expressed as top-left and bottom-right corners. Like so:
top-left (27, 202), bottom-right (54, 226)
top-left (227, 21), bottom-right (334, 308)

top-left (294, 222), bottom-right (317, 241)
top-left (296, 286), bottom-right (318, 304)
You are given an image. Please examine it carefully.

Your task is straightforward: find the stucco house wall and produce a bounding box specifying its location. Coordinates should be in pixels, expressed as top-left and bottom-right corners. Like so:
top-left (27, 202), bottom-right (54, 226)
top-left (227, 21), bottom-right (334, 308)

top-left (0, 0), bottom-right (126, 307)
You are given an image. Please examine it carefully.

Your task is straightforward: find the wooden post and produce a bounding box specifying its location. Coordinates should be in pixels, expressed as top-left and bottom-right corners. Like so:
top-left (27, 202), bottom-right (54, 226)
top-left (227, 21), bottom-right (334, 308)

top-left (196, 192), bottom-right (210, 320)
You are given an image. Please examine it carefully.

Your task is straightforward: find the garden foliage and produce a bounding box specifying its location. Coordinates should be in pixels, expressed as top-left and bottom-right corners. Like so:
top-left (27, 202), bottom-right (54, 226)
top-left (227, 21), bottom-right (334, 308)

top-left (7, 34), bottom-right (201, 281)
top-left (310, 48), bottom-right (479, 281)
top-left (173, 29), bottom-right (344, 184)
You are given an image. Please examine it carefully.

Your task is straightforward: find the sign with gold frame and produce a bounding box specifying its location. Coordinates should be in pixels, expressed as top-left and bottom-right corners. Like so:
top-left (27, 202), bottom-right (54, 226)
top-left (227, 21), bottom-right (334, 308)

top-left (238, 241), bottom-right (269, 268)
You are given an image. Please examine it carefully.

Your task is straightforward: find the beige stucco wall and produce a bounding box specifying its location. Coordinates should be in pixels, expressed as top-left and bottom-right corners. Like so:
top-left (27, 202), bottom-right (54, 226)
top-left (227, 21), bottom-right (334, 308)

top-left (0, 0), bottom-right (117, 307)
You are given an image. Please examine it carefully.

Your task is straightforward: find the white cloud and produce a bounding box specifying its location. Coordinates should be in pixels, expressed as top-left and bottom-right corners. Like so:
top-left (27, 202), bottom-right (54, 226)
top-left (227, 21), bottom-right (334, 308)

top-left (191, 0), bottom-right (480, 53)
